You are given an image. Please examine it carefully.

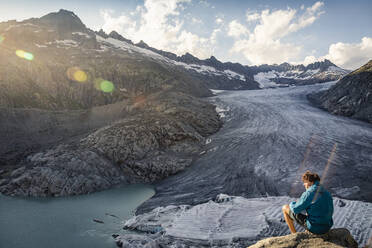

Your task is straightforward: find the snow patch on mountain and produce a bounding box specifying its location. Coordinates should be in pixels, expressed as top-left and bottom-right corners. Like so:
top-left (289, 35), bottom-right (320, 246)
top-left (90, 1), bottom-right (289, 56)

top-left (175, 62), bottom-right (246, 81)
top-left (97, 34), bottom-right (248, 84)
top-left (34, 43), bottom-right (47, 48)
top-left (254, 71), bottom-right (281, 88)
top-left (224, 69), bottom-right (245, 81)
top-left (96, 35), bottom-right (169, 61)
top-left (254, 66), bottom-right (347, 88)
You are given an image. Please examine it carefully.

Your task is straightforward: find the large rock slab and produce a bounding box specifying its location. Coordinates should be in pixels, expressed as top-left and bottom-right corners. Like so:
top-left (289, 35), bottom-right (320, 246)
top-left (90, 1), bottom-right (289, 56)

top-left (248, 228), bottom-right (358, 248)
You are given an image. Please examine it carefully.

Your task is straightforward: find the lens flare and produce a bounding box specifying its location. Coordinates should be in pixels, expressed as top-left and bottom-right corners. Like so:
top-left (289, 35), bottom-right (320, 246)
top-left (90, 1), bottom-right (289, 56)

top-left (15, 50), bottom-right (34, 61)
top-left (74, 70), bottom-right (87, 82)
top-left (67, 67), bottom-right (88, 83)
top-left (93, 78), bottom-right (115, 93)
top-left (0, 35), bottom-right (4, 43)
top-left (312, 143), bottom-right (337, 203)
top-left (100, 80), bottom-right (114, 93)
top-left (290, 134), bottom-right (316, 196)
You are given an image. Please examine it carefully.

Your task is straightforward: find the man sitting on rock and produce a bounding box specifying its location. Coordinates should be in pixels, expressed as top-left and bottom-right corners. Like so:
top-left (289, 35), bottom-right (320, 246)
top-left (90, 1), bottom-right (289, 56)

top-left (282, 170), bottom-right (334, 234)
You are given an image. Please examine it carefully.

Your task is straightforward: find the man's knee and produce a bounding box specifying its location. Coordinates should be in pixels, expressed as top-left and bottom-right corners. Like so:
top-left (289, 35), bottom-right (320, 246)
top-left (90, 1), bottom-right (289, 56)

top-left (282, 204), bottom-right (289, 213)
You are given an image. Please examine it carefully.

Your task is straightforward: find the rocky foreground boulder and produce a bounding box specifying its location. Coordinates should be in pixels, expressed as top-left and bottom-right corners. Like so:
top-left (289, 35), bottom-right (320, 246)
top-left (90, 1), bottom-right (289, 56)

top-left (248, 228), bottom-right (358, 248)
top-left (308, 60), bottom-right (372, 123)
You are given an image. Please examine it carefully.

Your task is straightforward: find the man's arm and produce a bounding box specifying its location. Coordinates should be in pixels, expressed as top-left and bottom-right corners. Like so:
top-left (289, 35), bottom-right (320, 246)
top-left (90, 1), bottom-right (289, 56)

top-left (289, 191), bottom-right (314, 214)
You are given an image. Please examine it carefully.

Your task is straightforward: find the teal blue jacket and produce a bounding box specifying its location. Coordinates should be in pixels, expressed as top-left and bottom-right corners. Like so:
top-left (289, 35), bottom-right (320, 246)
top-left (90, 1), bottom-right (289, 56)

top-left (289, 181), bottom-right (334, 234)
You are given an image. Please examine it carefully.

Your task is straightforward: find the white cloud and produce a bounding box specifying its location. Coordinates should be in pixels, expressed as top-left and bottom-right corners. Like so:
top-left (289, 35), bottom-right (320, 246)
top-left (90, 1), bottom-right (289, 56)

top-left (325, 37), bottom-right (372, 69)
top-left (191, 17), bottom-right (203, 24)
top-left (288, 1), bottom-right (324, 34)
top-left (305, 37), bottom-right (372, 70)
top-left (227, 20), bottom-right (249, 38)
top-left (100, 9), bottom-right (138, 36)
top-left (302, 55), bottom-right (318, 66)
top-left (246, 12), bottom-right (260, 22)
top-left (211, 28), bottom-right (221, 45)
top-left (308, 1), bottom-right (324, 13)
top-left (100, 0), bottom-right (214, 59)
top-left (216, 18), bottom-right (223, 24)
top-left (230, 2), bottom-right (324, 65)
top-left (299, 37), bottom-right (372, 69)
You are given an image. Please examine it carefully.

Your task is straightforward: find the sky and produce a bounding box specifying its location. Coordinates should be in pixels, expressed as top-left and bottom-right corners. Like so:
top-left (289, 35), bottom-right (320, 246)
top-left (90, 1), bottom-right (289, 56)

top-left (1, 0), bottom-right (371, 69)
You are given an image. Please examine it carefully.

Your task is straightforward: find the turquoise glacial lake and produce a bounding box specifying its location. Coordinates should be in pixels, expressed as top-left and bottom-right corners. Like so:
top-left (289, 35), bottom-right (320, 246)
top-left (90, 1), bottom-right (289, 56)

top-left (0, 184), bottom-right (154, 248)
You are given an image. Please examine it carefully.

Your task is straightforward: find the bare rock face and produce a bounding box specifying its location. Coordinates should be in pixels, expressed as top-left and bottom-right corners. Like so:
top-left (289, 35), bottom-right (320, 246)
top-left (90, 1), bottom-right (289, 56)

top-left (0, 145), bottom-right (126, 197)
top-left (80, 112), bottom-right (203, 183)
top-left (248, 228), bottom-right (358, 248)
top-left (0, 91), bottom-right (221, 196)
top-left (308, 60), bottom-right (372, 124)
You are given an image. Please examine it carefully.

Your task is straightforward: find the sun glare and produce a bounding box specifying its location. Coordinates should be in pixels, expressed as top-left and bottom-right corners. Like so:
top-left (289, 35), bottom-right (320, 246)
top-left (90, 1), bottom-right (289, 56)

top-left (15, 50), bottom-right (34, 61)
top-left (67, 67), bottom-right (88, 82)
top-left (100, 80), bottom-right (115, 93)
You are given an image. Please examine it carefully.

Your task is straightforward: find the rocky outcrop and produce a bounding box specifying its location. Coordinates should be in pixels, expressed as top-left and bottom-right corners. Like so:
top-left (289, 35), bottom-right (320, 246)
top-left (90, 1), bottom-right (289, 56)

top-left (0, 95), bottom-right (221, 196)
top-left (0, 145), bottom-right (126, 197)
top-left (308, 60), bottom-right (372, 123)
top-left (112, 195), bottom-right (371, 247)
top-left (80, 113), bottom-right (202, 183)
top-left (248, 228), bottom-right (358, 248)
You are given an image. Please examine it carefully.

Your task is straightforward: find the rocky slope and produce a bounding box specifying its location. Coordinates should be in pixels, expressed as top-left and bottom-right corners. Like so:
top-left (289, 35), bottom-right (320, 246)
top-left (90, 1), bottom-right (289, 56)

top-left (112, 194), bottom-right (371, 247)
top-left (308, 60), bottom-right (372, 123)
top-left (0, 9), bottom-right (221, 196)
top-left (0, 10), bottom-right (211, 110)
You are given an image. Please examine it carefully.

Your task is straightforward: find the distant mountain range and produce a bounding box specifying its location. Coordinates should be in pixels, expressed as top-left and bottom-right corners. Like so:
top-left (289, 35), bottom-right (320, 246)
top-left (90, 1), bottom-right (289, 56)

top-left (93, 15), bottom-right (349, 90)
top-left (132, 36), bottom-right (349, 89)
top-left (105, 30), bottom-right (349, 89)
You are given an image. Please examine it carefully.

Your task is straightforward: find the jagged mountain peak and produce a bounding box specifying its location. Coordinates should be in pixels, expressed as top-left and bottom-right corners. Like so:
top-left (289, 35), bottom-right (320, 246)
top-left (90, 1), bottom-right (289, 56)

top-left (305, 59), bottom-right (337, 71)
top-left (38, 9), bottom-right (86, 29)
top-left (136, 40), bottom-right (150, 48)
top-left (108, 30), bottom-right (133, 44)
top-left (96, 28), bottom-right (108, 38)
top-left (24, 9), bottom-right (88, 37)
top-left (208, 55), bottom-right (218, 61)
top-left (179, 52), bottom-right (200, 63)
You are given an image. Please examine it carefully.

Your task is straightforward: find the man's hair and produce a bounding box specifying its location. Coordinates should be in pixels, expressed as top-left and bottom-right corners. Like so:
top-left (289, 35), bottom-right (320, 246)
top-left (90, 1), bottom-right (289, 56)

top-left (302, 170), bottom-right (320, 183)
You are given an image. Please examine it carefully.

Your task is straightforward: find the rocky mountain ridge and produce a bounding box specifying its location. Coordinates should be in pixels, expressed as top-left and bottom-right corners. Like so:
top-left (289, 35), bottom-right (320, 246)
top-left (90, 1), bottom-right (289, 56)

top-left (93, 28), bottom-right (348, 90)
top-left (308, 60), bottom-right (372, 124)
top-left (131, 35), bottom-right (348, 88)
